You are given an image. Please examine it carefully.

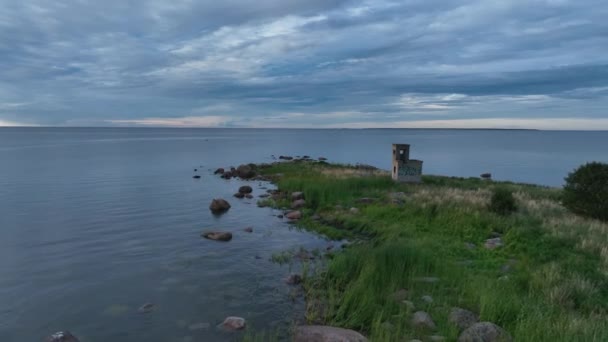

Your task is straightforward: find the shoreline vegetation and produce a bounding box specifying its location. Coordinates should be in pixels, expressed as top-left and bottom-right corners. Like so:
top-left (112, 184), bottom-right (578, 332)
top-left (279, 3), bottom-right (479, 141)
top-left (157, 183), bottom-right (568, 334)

top-left (235, 159), bottom-right (608, 341)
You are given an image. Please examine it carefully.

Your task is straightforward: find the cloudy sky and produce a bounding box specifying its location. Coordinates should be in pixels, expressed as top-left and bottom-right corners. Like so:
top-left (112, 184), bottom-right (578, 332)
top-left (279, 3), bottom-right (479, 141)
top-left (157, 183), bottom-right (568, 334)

top-left (1, 0), bottom-right (607, 129)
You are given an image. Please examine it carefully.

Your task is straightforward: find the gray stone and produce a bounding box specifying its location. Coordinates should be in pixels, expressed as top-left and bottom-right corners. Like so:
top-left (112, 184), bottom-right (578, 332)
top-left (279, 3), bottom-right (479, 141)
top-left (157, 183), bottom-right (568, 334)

top-left (201, 231), bottom-right (233, 242)
top-left (449, 308), bottom-right (479, 331)
top-left (349, 207), bottom-right (360, 214)
top-left (421, 295), bottom-right (433, 304)
top-left (138, 303), bottom-right (155, 313)
top-left (219, 316), bottom-right (246, 331)
top-left (46, 332), bottom-right (80, 342)
top-left (412, 311), bottom-right (436, 330)
top-left (209, 199), bottom-right (231, 214)
top-left (458, 322), bottom-right (512, 342)
top-left (294, 325), bottom-right (368, 342)
top-left (484, 238), bottom-right (503, 250)
top-left (292, 199), bottom-right (306, 209)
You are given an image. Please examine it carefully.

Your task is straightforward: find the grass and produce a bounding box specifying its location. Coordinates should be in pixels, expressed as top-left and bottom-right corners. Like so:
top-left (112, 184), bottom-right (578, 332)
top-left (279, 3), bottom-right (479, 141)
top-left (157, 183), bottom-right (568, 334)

top-left (252, 161), bottom-right (608, 341)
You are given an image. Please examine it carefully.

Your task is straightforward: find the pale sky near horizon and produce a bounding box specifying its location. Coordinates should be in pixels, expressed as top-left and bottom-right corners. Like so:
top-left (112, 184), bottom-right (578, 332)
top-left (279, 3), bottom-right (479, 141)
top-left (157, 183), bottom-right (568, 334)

top-left (1, 0), bottom-right (608, 129)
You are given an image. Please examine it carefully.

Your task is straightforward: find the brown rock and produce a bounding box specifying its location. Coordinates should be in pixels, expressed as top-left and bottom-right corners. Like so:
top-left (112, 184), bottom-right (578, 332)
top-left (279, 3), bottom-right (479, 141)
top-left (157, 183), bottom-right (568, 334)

top-left (202, 231), bottom-right (233, 241)
top-left (291, 199), bottom-right (306, 209)
top-left (285, 210), bottom-right (302, 220)
top-left (209, 198), bottom-right (231, 214)
top-left (294, 325), bottom-right (368, 342)
top-left (236, 164), bottom-right (255, 179)
top-left (238, 185), bottom-right (253, 194)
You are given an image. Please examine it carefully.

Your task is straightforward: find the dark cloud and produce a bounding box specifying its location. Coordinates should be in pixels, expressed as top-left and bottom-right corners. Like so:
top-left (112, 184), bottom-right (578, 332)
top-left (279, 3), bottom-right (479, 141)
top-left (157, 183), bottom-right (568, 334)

top-left (0, 0), bottom-right (607, 128)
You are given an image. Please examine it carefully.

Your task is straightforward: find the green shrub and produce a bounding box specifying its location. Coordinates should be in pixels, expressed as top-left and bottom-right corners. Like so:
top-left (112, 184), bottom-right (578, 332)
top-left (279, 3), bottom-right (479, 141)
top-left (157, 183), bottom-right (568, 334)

top-left (563, 162), bottom-right (608, 221)
top-left (489, 187), bottom-right (517, 215)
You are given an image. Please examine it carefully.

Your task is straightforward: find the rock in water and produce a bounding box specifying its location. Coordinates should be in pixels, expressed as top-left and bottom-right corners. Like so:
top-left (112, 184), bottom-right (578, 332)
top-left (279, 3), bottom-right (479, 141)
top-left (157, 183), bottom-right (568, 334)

top-left (209, 199), bottom-right (231, 214)
top-left (412, 311), bottom-right (436, 330)
top-left (236, 164), bottom-right (255, 179)
top-left (285, 273), bottom-right (302, 285)
top-left (138, 303), bottom-right (155, 313)
top-left (294, 325), bottom-right (368, 342)
top-left (244, 227), bottom-right (253, 233)
top-left (449, 308), bottom-right (479, 331)
top-left (220, 316), bottom-right (246, 331)
top-left (214, 168), bottom-right (225, 175)
top-left (202, 231), bottom-right (233, 242)
top-left (238, 185), bottom-right (253, 194)
top-left (234, 192), bottom-right (245, 199)
top-left (458, 322), bottom-right (512, 342)
top-left (46, 332), bottom-right (80, 342)
top-left (285, 210), bottom-right (302, 220)
top-left (192, 175), bottom-right (201, 179)
top-left (291, 199), bottom-right (306, 209)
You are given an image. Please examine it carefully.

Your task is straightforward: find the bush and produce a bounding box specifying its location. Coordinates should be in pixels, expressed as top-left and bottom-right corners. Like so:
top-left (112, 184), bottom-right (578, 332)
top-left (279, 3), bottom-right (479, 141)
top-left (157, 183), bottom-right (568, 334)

top-left (489, 187), bottom-right (517, 215)
top-left (563, 162), bottom-right (608, 221)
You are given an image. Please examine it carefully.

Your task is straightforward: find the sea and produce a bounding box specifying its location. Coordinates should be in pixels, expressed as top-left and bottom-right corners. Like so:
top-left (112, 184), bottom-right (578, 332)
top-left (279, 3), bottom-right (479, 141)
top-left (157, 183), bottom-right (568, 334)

top-left (1, 128), bottom-right (607, 341)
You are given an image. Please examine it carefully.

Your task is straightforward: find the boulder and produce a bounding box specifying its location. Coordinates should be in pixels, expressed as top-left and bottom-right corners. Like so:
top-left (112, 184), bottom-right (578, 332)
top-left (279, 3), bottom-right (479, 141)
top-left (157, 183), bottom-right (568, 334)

top-left (291, 192), bottom-right (305, 200)
top-left (294, 325), bottom-right (368, 342)
top-left (234, 192), bottom-right (245, 199)
top-left (214, 168), bottom-right (225, 175)
top-left (286, 210), bottom-right (302, 220)
top-left (209, 199), bottom-right (231, 214)
top-left (484, 238), bottom-right (503, 250)
top-left (458, 322), bottom-right (512, 342)
top-left (236, 164), bottom-right (255, 179)
top-left (285, 273), bottom-right (302, 285)
top-left (292, 199), bottom-right (306, 209)
top-left (138, 303), bottom-right (155, 313)
top-left (202, 231), bottom-right (233, 242)
top-left (238, 185), bottom-right (253, 194)
top-left (449, 308), bottom-right (479, 331)
top-left (220, 316), bottom-right (246, 331)
top-left (412, 311), bottom-right (436, 330)
top-left (46, 332), bottom-right (80, 342)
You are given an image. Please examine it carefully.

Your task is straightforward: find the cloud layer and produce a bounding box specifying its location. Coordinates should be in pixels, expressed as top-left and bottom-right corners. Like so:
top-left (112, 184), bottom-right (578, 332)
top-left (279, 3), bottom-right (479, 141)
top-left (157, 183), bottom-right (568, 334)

top-left (1, 0), bottom-right (607, 128)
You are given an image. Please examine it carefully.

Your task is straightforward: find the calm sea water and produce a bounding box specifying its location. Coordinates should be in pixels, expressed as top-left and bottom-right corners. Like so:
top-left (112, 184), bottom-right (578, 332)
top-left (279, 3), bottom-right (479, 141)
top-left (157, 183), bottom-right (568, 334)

top-left (1, 128), bottom-right (607, 341)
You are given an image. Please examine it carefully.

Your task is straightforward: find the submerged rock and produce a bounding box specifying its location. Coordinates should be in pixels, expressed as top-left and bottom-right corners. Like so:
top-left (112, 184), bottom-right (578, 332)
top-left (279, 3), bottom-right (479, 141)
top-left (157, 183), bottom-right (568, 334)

top-left (294, 325), bottom-right (368, 342)
top-left (202, 231), bottom-right (233, 242)
top-left (238, 185), bottom-right (253, 194)
top-left (46, 331), bottom-right (80, 342)
top-left (209, 199), bottom-right (231, 214)
top-left (219, 316), bottom-right (246, 331)
top-left (458, 322), bottom-right (512, 342)
top-left (449, 307), bottom-right (479, 331)
top-left (138, 303), bottom-right (155, 313)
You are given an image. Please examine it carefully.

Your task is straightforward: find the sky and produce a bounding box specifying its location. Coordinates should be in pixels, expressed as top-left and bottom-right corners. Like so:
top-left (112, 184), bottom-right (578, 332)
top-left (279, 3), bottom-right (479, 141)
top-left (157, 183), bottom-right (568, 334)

top-left (1, 0), bottom-right (608, 129)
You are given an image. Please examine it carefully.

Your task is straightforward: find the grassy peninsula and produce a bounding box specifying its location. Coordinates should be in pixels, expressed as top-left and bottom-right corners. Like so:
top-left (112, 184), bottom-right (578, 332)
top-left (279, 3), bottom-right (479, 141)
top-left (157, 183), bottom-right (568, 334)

top-left (256, 161), bottom-right (608, 341)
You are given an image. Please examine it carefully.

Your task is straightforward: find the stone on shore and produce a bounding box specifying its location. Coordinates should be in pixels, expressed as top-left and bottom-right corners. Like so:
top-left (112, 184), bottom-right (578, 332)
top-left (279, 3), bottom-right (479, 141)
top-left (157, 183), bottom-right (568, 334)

top-left (219, 316), bottom-right (246, 331)
top-left (291, 199), bottom-right (306, 209)
top-left (458, 322), bottom-right (512, 342)
top-left (294, 325), bottom-right (368, 342)
top-left (412, 311), bottom-right (436, 330)
top-left (238, 185), bottom-right (253, 194)
top-left (202, 231), bottom-right (233, 242)
top-left (209, 199), bottom-right (231, 214)
top-left (286, 210), bottom-right (302, 220)
top-left (449, 308), bottom-right (479, 331)
top-left (236, 164), bottom-right (255, 179)
top-left (484, 237), bottom-right (503, 250)
top-left (46, 332), bottom-right (80, 342)
top-left (234, 192), bottom-right (245, 198)
top-left (214, 168), bottom-right (225, 174)
top-left (291, 192), bottom-right (305, 200)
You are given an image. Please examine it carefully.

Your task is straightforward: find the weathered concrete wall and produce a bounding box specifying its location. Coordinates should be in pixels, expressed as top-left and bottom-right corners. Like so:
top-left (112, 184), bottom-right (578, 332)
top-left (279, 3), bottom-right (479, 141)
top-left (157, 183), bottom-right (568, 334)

top-left (392, 143), bottom-right (422, 183)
